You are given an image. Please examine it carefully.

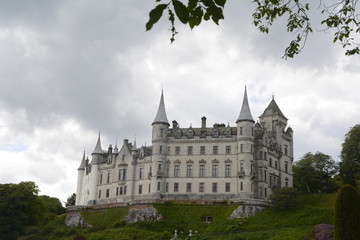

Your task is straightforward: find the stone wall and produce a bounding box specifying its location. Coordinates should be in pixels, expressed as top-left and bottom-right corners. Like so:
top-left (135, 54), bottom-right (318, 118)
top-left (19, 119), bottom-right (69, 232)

top-left (125, 205), bottom-right (163, 223)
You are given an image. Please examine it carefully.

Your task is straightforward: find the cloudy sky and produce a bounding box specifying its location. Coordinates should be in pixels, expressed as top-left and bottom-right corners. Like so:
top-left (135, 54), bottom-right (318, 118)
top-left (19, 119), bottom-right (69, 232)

top-left (0, 0), bottom-right (359, 203)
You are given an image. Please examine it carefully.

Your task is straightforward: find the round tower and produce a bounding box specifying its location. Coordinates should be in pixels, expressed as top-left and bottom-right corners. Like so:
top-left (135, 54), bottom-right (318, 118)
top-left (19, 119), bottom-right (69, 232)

top-left (75, 151), bottom-right (86, 205)
top-left (151, 90), bottom-right (170, 198)
top-left (236, 86), bottom-right (255, 198)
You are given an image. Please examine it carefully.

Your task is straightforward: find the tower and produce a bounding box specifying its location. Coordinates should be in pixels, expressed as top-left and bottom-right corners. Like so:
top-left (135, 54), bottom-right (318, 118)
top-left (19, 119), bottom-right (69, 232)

top-left (75, 151), bottom-right (86, 205)
top-left (236, 86), bottom-right (255, 198)
top-left (88, 132), bottom-right (103, 204)
top-left (151, 90), bottom-right (170, 197)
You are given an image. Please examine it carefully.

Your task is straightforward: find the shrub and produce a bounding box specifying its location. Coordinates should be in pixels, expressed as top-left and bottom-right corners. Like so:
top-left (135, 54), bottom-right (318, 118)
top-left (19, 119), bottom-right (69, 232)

top-left (227, 225), bottom-right (240, 233)
top-left (334, 184), bottom-right (360, 240)
top-left (271, 187), bottom-right (300, 210)
top-left (74, 235), bottom-right (86, 240)
top-left (113, 219), bottom-right (126, 228)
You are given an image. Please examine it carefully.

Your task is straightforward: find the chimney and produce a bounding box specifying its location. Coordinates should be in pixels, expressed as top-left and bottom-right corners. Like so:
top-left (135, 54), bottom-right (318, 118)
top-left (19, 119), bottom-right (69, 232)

top-left (201, 116), bottom-right (207, 129)
top-left (172, 120), bottom-right (178, 129)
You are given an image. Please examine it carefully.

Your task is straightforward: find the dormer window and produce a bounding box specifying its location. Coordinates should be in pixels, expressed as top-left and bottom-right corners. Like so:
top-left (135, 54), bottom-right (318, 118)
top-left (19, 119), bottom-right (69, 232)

top-left (213, 129), bottom-right (219, 138)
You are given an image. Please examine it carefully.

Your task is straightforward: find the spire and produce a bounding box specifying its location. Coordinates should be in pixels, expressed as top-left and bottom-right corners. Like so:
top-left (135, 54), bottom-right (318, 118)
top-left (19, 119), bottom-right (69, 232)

top-left (152, 90), bottom-right (170, 125)
top-left (78, 150), bottom-right (86, 170)
top-left (236, 86), bottom-right (254, 123)
top-left (260, 97), bottom-right (288, 120)
top-left (133, 136), bottom-right (137, 150)
top-left (92, 131), bottom-right (103, 154)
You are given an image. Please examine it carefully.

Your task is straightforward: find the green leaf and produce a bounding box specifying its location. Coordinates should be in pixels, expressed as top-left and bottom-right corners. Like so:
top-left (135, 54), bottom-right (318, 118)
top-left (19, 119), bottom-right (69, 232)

top-left (173, 0), bottom-right (189, 24)
top-left (214, 0), bottom-right (226, 7)
top-left (146, 4), bottom-right (168, 31)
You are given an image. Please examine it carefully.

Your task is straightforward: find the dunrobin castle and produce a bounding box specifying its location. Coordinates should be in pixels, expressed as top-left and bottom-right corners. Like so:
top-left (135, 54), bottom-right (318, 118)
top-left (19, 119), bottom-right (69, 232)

top-left (75, 87), bottom-right (294, 206)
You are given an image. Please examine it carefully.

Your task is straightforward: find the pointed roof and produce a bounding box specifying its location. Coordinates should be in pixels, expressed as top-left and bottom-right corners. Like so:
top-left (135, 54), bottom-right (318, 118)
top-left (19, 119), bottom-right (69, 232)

top-left (152, 90), bottom-right (170, 125)
top-left (78, 150), bottom-right (86, 170)
top-left (92, 132), bottom-right (103, 154)
top-left (236, 86), bottom-right (254, 123)
top-left (260, 98), bottom-right (288, 120)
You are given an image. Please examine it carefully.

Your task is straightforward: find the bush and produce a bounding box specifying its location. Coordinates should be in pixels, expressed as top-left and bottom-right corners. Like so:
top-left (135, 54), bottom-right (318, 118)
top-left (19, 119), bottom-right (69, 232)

top-left (334, 184), bottom-right (360, 240)
top-left (74, 235), bottom-right (86, 240)
top-left (271, 187), bottom-right (300, 210)
top-left (113, 220), bottom-right (126, 228)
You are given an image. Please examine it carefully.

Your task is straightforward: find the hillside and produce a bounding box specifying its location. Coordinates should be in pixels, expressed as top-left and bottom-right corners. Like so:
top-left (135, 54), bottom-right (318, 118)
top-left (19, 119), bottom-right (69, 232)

top-left (20, 194), bottom-right (336, 240)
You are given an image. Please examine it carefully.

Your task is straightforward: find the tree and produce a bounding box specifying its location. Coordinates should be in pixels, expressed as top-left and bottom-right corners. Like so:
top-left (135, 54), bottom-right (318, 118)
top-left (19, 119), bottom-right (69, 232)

top-left (334, 184), bottom-right (360, 240)
top-left (293, 152), bottom-right (339, 194)
top-left (65, 193), bottom-right (76, 207)
top-left (339, 124), bottom-right (360, 186)
top-left (0, 182), bottom-right (45, 240)
top-left (146, 0), bottom-right (360, 58)
top-left (39, 195), bottom-right (66, 216)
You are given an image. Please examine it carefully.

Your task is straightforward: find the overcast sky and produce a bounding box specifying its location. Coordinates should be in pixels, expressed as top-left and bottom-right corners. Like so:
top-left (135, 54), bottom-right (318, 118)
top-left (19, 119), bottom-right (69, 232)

top-left (0, 0), bottom-right (359, 203)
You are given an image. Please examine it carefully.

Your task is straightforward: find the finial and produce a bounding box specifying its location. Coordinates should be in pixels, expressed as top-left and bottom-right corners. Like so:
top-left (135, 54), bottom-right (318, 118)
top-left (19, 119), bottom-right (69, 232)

top-left (272, 92), bottom-right (274, 99)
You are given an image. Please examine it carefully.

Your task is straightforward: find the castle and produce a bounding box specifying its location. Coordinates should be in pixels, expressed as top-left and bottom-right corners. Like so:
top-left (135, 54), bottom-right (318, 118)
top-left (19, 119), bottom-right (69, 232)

top-left (75, 87), bottom-right (293, 206)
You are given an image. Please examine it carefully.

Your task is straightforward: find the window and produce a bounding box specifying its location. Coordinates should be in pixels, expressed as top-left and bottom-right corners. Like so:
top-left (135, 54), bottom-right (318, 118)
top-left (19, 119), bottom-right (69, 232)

top-left (119, 169), bottom-right (126, 181)
top-left (157, 182), bottom-right (161, 191)
top-left (259, 151), bottom-right (263, 159)
top-left (226, 183), bottom-right (231, 192)
top-left (264, 152), bottom-right (267, 160)
top-left (107, 173), bottom-right (110, 183)
top-left (212, 183), bottom-right (217, 193)
top-left (160, 128), bottom-right (164, 137)
top-left (269, 158), bottom-right (272, 166)
top-left (200, 146), bottom-right (205, 154)
top-left (159, 146), bottom-right (163, 154)
top-left (199, 165), bottom-right (205, 177)
top-left (158, 163), bottom-right (162, 172)
top-left (259, 169), bottom-right (263, 181)
top-left (186, 183), bottom-right (192, 192)
top-left (240, 127), bottom-right (243, 135)
top-left (240, 182), bottom-right (243, 191)
top-left (285, 162), bottom-right (288, 173)
top-left (165, 183), bottom-right (169, 192)
top-left (213, 146), bottom-right (218, 154)
top-left (188, 146), bottom-right (193, 155)
top-left (148, 184), bottom-right (151, 193)
top-left (186, 165), bottom-right (193, 177)
top-left (264, 170), bottom-right (267, 182)
top-left (174, 183), bottom-right (179, 192)
top-left (275, 161), bottom-right (278, 169)
top-left (199, 183), bottom-right (204, 192)
top-left (138, 185), bottom-right (142, 194)
top-left (175, 146), bottom-right (180, 155)
top-left (225, 164), bottom-right (231, 177)
top-left (166, 165), bottom-right (170, 177)
top-left (226, 146), bottom-right (231, 154)
top-left (99, 174), bottom-right (103, 185)
top-left (240, 144), bottom-right (243, 152)
top-left (116, 187), bottom-right (119, 196)
top-left (124, 186), bottom-right (127, 195)
top-left (265, 187), bottom-right (267, 197)
top-left (285, 145), bottom-right (288, 155)
top-left (212, 165), bottom-right (218, 177)
top-left (98, 190), bottom-right (101, 199)
top-left (286, 181), bottom-right (288, 187)
top-left (139, 168), bottom-right (144, 179)
top-left (167, 146), bottom-right (170, 154)
top-left (259, 187), bottom-right (263, 198)
top-left (120, 187), bottom-right (123, 195)
top-left (106, 189), bottom-right (110, 198)
top-left (174, 165), bottom-right (180, 177)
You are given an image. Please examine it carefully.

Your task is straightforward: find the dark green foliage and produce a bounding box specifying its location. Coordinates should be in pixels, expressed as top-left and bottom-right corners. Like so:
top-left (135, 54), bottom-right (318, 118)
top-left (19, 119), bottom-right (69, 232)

top-left (74, 235), bottom-right (87, 240)
top-left (340, 124), bottom-right (360, 186)
top-left (271, 187), bottom-right (300, 210)
top-left (0, 182), bottom-right (45, 240)
top-left (39, 195), bottom-right (66, 221)
top-left (147, 0), bottom-right (360, 58)
top-left (334, 184), bottom-right (360, 240)
top-left (113, 219), bottom-right (127, 228)
top-left (293, 152), bottom-right (339, 194)
top-left (66, 193), bottom-right (76, 207)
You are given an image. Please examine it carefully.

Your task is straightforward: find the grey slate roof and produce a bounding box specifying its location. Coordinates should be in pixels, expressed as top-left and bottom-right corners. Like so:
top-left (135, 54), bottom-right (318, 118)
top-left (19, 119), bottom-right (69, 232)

top-left (236, 86), bottom-right (254, 123)
top-left (78, 150), bottom-right (86, 170)
top-left (92, 132), bottom-right (103, 154)
top-left (152, 90), bottom-right (170, 125)
top-left (260, 98), bottom-right (288, 120)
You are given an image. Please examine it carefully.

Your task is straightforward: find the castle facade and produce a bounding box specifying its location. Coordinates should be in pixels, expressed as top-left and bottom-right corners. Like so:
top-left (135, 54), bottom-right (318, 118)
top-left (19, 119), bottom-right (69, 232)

top-left (75, 87), bottom-right (293, 206)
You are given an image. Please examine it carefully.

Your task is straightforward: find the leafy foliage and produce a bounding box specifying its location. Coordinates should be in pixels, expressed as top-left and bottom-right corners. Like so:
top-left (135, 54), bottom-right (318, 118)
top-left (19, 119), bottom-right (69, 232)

top-left (66, 193), bottom-right (76, 207)
top-left (0, 182), bottom-right (45, 240)
top-left (339, 124), bottom-right (360, 186)
top-left (147, 0), bottom-right (360, 58)
top-left (334, 184), bottom-right (360, 240)
top-left (271, 187), bottom-right (300, 210)
top-left (293, 152), bottom-right (339, 194)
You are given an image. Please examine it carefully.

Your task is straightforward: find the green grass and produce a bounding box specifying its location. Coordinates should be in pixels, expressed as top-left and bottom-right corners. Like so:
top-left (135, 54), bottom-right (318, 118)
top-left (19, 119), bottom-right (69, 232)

top-left (23, 193), bottom-right (336, 240)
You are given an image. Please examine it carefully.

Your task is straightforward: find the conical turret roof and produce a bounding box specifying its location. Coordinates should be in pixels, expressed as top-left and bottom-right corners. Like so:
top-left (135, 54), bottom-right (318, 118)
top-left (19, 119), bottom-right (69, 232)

top-left (260, 97), bottom-right (288, 120)
top-left (236, 86), bottom-right (254, 123)
top-left (78, 150), bottom-right (86, 170)
top-left (152, 90), bottom-right (169, 125)
top-left (92, 132), bottom-right (103, 154)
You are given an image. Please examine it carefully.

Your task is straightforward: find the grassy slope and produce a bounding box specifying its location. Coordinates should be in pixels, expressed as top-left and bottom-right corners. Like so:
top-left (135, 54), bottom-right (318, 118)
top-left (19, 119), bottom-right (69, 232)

top-left (27, 194), bottom-right (336, 240)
